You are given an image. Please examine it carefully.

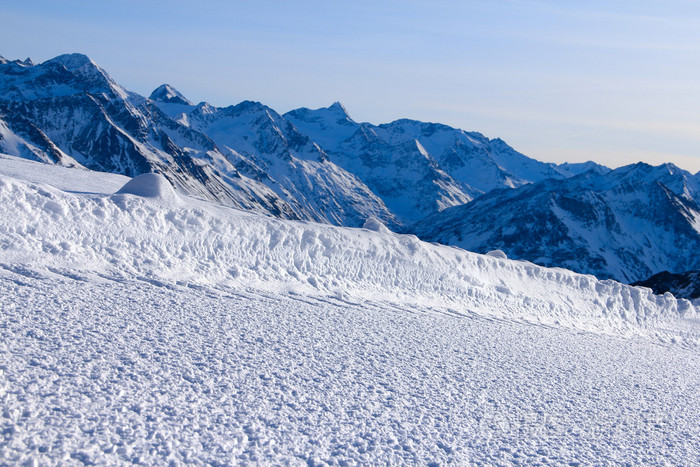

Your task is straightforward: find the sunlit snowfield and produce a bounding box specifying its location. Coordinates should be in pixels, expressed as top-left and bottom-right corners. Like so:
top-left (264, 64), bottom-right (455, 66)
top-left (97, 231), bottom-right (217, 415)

top-left (1, 155), bottom-right (699, 465)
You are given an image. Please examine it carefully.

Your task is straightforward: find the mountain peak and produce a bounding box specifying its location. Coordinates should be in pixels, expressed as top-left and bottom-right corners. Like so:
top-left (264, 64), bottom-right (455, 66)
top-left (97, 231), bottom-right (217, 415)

top-left (46, 53), bottom-right (96, 71)
top-left (660, 162), bottom-right (681, 174)
top-left (622, 161), bottom-right (687, 179)
top-left (328, 101), bottom-right (348, 113)
top-left (149, 84), bottom-right (192, 105)
top-left (0, 56), bottom-right (35, 67)
top-left (325, 101), bottom-right (353, 120)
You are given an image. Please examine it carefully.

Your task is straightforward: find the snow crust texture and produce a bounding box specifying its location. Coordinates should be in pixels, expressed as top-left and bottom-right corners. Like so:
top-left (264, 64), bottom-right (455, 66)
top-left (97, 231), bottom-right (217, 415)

top-left (1, 158), bottom-right (699, 465)
top-left (3, 270), bottom-right (700, 465)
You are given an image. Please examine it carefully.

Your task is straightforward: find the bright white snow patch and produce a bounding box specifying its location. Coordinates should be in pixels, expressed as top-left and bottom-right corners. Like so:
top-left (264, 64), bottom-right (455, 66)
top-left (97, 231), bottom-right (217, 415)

top-left (114, 172), bottom-right (179, 203)
top-left (0, 160), bottom-right (695, 339)
top-left (362, 216), bottom-right (391, 234)
top-left (486, 249), bottom-right (508, 259)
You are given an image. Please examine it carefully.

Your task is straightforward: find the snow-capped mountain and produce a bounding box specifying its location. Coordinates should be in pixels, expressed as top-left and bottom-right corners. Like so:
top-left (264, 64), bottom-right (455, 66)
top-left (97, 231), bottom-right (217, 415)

top-left (633, 270), bottom-right (700, 301)
top-left (1, 52), bottom-right (613, 229)
top-left (286, 103), bottom-right (472, 222)
top-left (149, 83), bottom-right (192, 105)
top-left (11, 52), bottom-right (700, 284)
top-left (0, 54), bottom-right (397, 227)
top-left (414, 162), bottom-right (700, 283)
top-left (285, 104), bottom-right (608, 222)
top-left (154, 98), bottom-right (399, 227)
top-left (0, 53), bottom-right (305, 219)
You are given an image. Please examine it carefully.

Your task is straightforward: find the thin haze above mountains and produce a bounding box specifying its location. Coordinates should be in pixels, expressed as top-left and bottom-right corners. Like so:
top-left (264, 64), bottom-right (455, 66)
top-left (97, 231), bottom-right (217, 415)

top-left (1, 53), bottom-right (699, 286)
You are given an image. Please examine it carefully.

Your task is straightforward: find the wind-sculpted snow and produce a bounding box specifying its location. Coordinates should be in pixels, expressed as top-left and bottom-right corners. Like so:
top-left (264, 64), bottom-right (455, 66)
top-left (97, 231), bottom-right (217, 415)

top-left (0, 167), bottom-right (694, 338)
top-left (2, 160), bottom-right (700, 464)
top-left (3, 270), bottom-right (700, 465)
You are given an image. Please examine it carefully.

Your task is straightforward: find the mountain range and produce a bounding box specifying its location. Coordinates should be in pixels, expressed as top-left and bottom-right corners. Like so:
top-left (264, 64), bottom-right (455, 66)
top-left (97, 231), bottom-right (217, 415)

top-left (414, 162), bottom-right (700, 282)
top-left (0, 53), bottom-right (600, 226)
top-left (1, 53), bottom-right (699, 286)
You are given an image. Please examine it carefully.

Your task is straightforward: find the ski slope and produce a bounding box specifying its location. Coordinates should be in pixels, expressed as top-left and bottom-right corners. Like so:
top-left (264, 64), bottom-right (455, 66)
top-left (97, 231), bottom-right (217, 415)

top-left (1, 154), bottom-right (699, 464)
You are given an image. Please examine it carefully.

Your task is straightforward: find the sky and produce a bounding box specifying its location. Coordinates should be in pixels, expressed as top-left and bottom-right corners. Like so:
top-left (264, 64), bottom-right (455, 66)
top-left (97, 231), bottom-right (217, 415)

top-left (2, 0), bottom-right (700, 173)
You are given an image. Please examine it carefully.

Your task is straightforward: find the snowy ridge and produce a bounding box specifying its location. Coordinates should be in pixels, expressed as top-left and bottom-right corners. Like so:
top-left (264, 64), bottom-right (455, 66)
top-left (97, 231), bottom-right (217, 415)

top-left (0, 159), bottom-right (695, 339)
top-left (3, 157), bottom-right (700, 465)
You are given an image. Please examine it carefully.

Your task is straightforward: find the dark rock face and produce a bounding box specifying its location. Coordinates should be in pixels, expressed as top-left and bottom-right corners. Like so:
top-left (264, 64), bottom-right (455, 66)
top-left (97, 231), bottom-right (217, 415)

top-left (633, 270), bottom-right (700, 300)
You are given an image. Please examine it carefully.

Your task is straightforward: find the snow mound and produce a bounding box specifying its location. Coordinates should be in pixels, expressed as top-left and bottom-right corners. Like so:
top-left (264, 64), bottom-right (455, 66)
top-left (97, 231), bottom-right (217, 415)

top-left (114, 173), bottom-right (178, 203)
top-left (0, 169), bottom-right (697, 339)
top-left (486, 249), bottom-right (508, 259)
top-left (363, 216), bottom-right (391, 234)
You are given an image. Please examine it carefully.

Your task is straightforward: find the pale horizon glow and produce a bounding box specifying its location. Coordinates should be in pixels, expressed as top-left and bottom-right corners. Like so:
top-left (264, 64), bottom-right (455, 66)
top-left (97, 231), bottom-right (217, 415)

top-left (1, 0), bottom-right (699, 173)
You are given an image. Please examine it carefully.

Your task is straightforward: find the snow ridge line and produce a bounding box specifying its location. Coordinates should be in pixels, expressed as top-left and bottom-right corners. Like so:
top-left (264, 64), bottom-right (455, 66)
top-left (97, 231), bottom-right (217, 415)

top-left (0, 173), bottom-right (695, 337)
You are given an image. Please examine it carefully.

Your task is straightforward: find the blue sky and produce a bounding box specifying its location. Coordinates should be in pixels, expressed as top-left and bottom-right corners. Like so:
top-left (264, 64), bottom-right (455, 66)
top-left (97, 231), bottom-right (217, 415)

top-left (2, 0), bottom-right (700, 172)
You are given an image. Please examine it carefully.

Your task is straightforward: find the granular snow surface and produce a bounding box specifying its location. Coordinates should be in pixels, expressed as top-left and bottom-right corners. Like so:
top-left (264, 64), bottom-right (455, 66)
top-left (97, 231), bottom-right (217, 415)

top-left (1, 155), bottom-right (699, 464)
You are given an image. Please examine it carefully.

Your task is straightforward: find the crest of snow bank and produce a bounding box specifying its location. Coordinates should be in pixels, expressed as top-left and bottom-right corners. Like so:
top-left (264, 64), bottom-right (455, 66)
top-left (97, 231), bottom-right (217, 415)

top-left (114, 173), bottom-right (180, 204)
top-left (0, 172), bottom-right (695, 339)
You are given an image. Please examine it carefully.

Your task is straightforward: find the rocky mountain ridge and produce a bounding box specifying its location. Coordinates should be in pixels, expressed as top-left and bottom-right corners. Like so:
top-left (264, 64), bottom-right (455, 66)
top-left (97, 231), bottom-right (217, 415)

top-left (414, 162), bottom-right (700, 283)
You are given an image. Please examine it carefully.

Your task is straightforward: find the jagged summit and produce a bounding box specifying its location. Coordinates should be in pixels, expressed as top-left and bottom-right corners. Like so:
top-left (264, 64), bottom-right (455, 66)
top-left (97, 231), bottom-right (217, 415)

top-left (556, 161), bottom-right (611, 177)
top-left (227, 99), bottom-right (268, 113)
top-left (0, 55), bottom-right (35, 67)
top-left (149, 84), bottom-right (192, 105)
top-left (326, 101), bottom-right (351, 118)
top-left (285, 101), bottom-right (354, 123)
top-left (45, 53), bottom-right (96, 71)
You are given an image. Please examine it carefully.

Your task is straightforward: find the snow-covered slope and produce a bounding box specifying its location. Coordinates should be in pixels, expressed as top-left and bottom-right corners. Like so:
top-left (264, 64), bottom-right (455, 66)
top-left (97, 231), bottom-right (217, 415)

top-left (414, 162), bottom-right (700, 283)
top-left (1, 156), bottom-right (699, 464)
top-left (0, 155), bottom-right (694, 337)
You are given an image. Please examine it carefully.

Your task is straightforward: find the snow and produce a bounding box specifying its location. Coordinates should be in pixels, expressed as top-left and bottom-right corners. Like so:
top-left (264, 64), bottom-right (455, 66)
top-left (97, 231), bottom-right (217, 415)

top-left (115, 172), bottom-right (179, 204)
top-left (1, 156), bottom-right (699, 464)
top-left (415, 163), bottom-right (700, 283)
top-left (0, 153), bottom-right (128, 193)
top-left (149, 84), bottom-right (193, 106)
top-left (486, 249), bottom-right (508, 259)
top-left (362, 216), bottom-right (392, 234)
